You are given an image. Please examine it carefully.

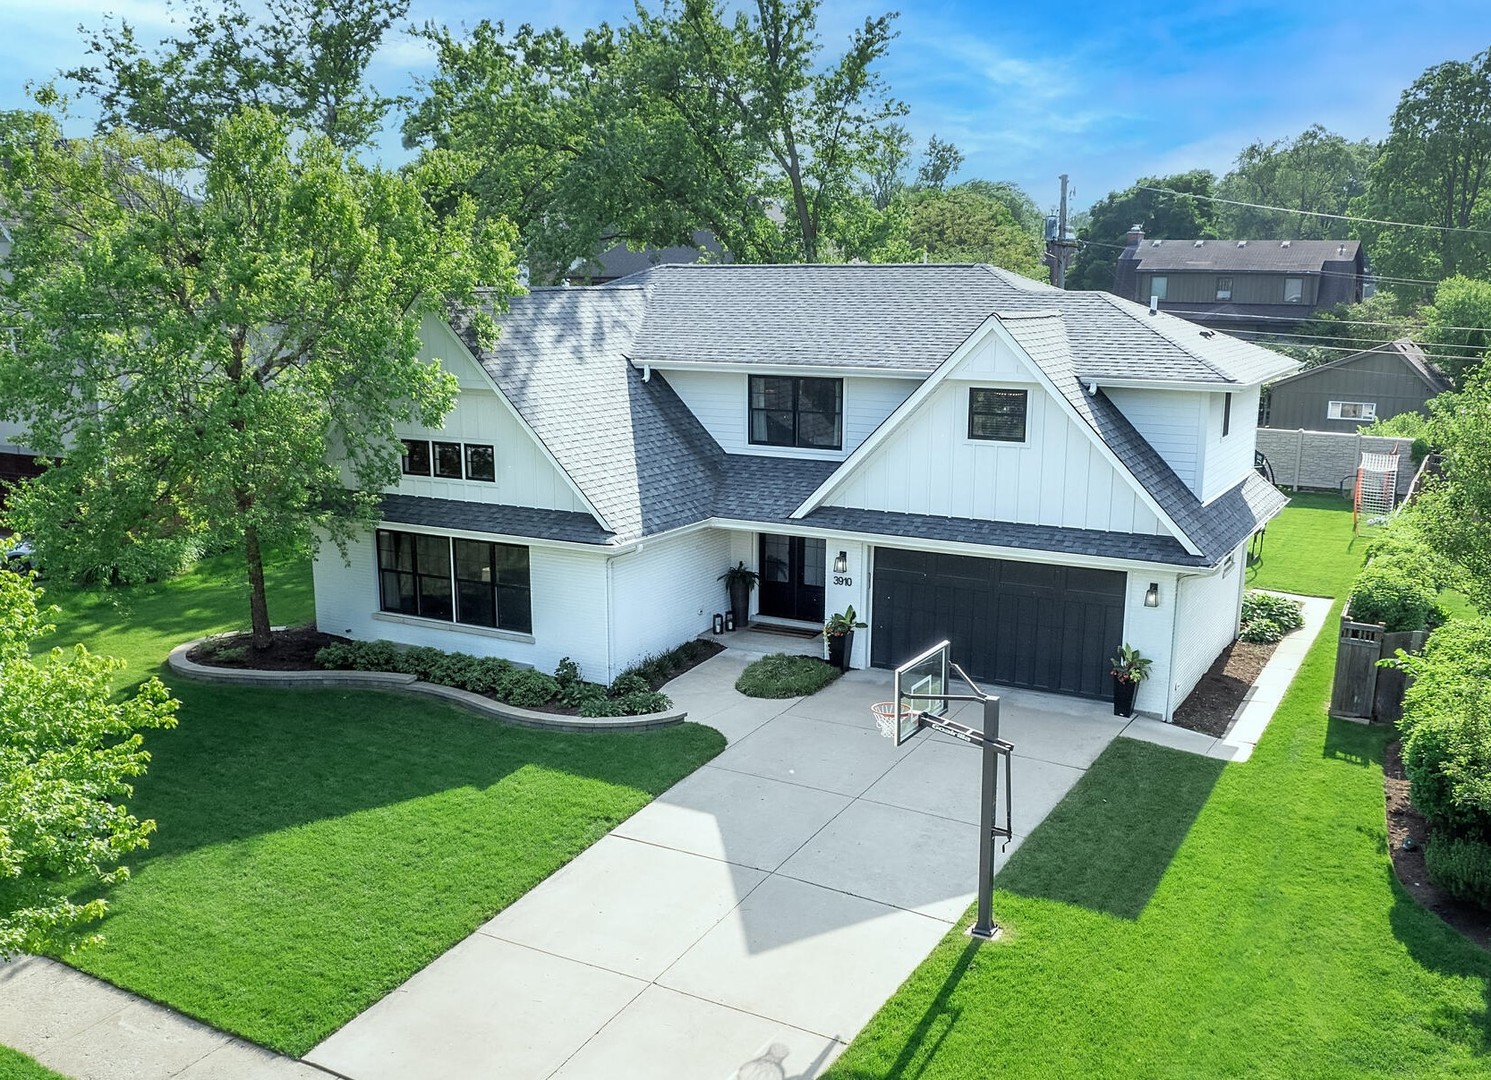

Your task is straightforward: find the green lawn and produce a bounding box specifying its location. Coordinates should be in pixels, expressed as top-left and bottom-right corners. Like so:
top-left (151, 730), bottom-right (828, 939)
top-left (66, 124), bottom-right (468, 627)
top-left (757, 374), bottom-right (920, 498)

top-left (27, 552), bottom-right (723, 1056)
top-left (829, 499), bottom-right (1491, 1078)
top-left (1248, 490), bottom-right (1363, 598)
top-left (0, 1046), bottom-right (69, 1080)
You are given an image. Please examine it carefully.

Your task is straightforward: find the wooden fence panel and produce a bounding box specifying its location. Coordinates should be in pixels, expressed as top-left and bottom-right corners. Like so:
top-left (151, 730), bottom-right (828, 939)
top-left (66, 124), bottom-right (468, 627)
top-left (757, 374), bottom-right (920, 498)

top-left (1331, 619), bottom-right (1383, 722)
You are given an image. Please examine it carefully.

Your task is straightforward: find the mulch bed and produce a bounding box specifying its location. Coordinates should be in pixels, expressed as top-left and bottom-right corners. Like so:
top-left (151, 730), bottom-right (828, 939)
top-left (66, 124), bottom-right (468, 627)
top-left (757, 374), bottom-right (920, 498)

top-left (188, 625), bottom-right (348, 671)
top-left (1171, 639), bottom-right (1279, 737)
top-left (1383, 740), bottom-right (1491, 951)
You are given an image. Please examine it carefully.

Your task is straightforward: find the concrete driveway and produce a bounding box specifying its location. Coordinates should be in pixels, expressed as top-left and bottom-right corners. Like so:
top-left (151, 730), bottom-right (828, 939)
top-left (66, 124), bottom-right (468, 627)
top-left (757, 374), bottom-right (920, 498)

top-left (308, 650), bottom-right (1127, 1080)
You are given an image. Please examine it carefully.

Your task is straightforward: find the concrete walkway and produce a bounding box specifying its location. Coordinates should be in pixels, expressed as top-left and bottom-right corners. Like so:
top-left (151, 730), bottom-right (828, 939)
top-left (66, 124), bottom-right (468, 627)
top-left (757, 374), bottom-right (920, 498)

top-left (0, 955), bottom-right (329, 1080)
top-left (307, 652), bottom-right (1128, 1080)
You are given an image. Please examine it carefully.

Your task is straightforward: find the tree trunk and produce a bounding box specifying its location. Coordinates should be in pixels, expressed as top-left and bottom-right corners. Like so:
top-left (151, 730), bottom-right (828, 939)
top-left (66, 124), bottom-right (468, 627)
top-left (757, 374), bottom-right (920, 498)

top-left (244, 523), bottom-right (273, 651)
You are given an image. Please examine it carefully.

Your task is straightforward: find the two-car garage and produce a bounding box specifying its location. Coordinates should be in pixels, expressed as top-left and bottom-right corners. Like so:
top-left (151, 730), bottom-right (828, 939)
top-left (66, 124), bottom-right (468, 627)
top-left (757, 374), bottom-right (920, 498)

top-left (869, 548), bottom-right (1127, 699)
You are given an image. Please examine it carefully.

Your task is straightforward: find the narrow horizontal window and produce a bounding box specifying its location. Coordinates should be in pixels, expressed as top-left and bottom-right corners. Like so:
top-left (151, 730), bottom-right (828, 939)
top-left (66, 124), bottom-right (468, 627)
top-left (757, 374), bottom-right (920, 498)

top-left (1327, 401), bottom-right (1377, 421)
top-left (968, 388), bottom-right (1028, 443)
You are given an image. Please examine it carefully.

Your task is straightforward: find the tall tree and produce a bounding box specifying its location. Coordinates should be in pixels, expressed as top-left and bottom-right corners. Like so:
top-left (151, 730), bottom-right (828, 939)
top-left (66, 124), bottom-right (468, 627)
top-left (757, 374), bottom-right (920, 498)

top-left (957, 179), bottom-right (1044, 238)
top-left (1067, 171), bottom-right (1220, 292)
top-left (0, 568), bottom-right (178, 956)
top-left (1423, 275), bottom-right (1491, 384)
top-left (904, 186), bottom-right (1045, 279)
top-left (865, 122), bottom-right (914, 210)
top-left (1421, 368), bottom-right (1491, 608)
top-left (1252, 293), bottom-right (1420, 369)
top-left (1216, 124), bottom-right (1378, 239)
top-left (67, 0), bottom-right (409, 155)
top-left (0, 106), bottom-right (518, 648)
top-left (916, 134), bottom-right (964, 191)
top-left (1361, 49), bottom-right (1491, 284)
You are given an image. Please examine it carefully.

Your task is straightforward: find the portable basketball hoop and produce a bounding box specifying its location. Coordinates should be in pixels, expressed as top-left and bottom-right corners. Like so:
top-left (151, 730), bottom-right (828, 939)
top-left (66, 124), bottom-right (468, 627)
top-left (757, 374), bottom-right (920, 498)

top-left (875, 640), bottom-right (1014, 940)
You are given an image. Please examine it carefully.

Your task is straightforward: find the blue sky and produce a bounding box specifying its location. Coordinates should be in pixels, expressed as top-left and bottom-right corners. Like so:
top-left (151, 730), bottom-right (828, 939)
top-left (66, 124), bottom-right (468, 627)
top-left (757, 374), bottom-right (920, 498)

top-left (3, 0), bottom-right (1490, 215)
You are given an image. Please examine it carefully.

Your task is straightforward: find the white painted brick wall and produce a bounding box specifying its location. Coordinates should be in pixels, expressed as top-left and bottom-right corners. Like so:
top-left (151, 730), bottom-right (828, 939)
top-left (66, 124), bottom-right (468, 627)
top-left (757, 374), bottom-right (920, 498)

top-left (608, 528), bottom-right (732, 679)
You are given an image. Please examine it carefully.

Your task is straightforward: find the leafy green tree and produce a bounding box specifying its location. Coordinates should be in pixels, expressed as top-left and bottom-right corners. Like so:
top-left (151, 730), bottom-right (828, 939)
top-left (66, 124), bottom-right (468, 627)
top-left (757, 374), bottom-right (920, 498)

top-left (957, 179), bottom-right (1045, 239)
top-left (67, 0), bottom-right (409, 155)
top-left (1421, 369), bottom-right (1491, 608)
top-left (1216, 124), bottom-right (1378, 240)
top-left (865, 122), bottom-right (914, 210)
top-left (1067, 170), bottom-right (1220, 292)
top-left (905, 187), bottom-right (1044, 278)
top-left (1257, 293), bottom-right (1421, 368)
top-left (1423, 275), bottom-right (1491, 383)
top-left (0, 568), bottom-right (178, 955)
top-left (1361, 49), bottom-right (1491, 284)
top-left (0, 106), bottom-right (517, 648)
top-left (916, 134), bottom-right (964, 191)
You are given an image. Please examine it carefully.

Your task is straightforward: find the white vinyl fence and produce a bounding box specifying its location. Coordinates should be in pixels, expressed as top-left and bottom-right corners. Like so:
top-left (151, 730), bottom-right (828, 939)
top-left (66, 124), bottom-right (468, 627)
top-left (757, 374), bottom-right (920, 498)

top-left (1255, 429), bottom-right (1418, 497)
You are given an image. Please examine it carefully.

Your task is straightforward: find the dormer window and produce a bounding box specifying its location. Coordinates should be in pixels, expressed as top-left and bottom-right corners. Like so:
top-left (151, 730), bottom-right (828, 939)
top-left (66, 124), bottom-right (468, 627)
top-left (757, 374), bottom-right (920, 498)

top-left (749, 375), bottom-right (843, 450)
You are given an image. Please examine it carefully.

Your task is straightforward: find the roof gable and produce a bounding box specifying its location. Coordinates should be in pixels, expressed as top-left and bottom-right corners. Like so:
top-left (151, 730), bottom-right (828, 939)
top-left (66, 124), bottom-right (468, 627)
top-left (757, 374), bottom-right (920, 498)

top-left (1268, 339), bottom-right (1452, 393)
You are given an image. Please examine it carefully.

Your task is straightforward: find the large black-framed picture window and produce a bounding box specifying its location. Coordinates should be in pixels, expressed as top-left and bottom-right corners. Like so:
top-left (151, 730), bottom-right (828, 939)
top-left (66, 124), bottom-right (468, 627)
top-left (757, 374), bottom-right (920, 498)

top-left (749, 376), bottom-right (843, 450)
top-left (968, 388), bottom-right (1029, 443)
top-left (378, 530), bottom-right (531, 633)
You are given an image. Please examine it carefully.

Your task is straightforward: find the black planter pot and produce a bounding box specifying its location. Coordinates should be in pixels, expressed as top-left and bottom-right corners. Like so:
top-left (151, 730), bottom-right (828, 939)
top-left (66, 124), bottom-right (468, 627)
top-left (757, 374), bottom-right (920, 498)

top-left (1112, 675), bottom-right (1138, 717)
top-left (728, 580), bottom-right (751, 629)
top-left (827, 629), bottom-right (854, 671)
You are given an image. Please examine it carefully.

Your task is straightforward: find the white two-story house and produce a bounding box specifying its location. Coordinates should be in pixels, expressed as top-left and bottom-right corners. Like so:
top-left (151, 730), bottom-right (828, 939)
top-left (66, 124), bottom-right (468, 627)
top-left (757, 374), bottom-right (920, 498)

top-left (312, 264), bottom-right (1298, 720)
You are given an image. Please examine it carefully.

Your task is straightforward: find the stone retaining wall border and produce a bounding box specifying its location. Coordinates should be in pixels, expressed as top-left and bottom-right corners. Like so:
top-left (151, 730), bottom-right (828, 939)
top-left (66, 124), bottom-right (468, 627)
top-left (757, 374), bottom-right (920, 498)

top-left (166, 640), bottom-right (687, 734)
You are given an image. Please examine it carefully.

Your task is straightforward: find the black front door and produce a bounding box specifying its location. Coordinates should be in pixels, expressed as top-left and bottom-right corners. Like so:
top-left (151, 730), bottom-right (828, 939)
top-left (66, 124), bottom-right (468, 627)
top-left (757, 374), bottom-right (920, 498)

top-left (757, 535), bottom-right (826, 622)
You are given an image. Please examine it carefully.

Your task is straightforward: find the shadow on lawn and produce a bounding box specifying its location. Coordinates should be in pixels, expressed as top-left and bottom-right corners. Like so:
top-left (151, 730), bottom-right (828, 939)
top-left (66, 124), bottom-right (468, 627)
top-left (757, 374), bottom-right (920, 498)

top-left (1387, 868), bottom-right (1491, 1052)
top-left (997, 738), bottom-right (1225, 921)
top-left (1322, 714), bottom-right (1388, 769)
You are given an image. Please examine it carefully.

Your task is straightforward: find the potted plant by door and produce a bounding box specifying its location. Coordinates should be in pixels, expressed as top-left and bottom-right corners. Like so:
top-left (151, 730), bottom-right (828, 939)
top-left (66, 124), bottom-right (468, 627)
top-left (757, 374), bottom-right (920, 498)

top-left (718, 561), bottom-right (759, 629)
top-left (1109, 644), bottom-right (1152, 717)
top-left (824, 605), bottom-right (867, 672)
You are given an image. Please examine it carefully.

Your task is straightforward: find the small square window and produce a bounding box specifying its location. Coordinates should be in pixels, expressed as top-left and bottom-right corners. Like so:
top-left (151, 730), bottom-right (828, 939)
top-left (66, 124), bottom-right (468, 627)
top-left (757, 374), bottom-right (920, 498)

top-left (1284, 276), bottom-right (1304, 303)
top-left (1215, 276), bottom-right (1233, 301)
top-left (433, 441), bottom-right (463, 478)
top-left (465, 444), bottom-right (495, 482)
top-left (1150, 275), bottom-right (1168, 301)
top-left (400, 439), bottom-right (431, 476)
top-left (968, 388), bottom-right (1028, 443)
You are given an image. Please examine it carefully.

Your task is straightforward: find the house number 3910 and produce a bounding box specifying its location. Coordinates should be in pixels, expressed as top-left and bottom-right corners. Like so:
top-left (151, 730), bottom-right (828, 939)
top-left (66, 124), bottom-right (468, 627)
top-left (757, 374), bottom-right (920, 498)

top-left (833, 574), bottom-right (852, 586)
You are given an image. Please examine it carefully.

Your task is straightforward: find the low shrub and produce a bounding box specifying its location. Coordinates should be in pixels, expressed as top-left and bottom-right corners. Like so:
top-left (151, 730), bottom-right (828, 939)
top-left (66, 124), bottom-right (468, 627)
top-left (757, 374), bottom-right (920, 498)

top-left (1348, 563), bottom-right (1446, 633)
top-left (1424, 834), bottom-right (1491, 910)
top-left (610, 672), bottom-right (651, 698)
top-left (463, 657), bottom-right (516, 696)
top-left (1397, 619), bottom-right (1491, 841)
top-left (501, 669), bottom-right (559, 709)
top-left (580, 690), bottom-right (673, 717)
top-left (735, 653), bottom-right (841, 698)
top-left (396, 645), bottom-right (447, 681)
top-left (1239, 591), bottom-right (1304, 644)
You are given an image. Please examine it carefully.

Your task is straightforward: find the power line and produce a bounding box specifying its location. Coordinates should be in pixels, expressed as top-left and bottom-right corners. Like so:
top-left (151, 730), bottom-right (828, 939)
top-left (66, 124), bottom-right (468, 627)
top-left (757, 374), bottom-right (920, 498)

top-left (1145, 307), bottom-right (1491, 336)
top-left (1139, 186), bottom-right (1491, 239)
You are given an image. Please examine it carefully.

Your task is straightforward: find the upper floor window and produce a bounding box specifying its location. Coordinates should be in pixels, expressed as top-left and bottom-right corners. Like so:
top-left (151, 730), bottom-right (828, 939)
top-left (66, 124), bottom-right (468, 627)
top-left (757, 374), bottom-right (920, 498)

top-left (1215, 276), bottom-right (1233, 301)
top-left (1150, 275), bottom-right (1168, 301)
top-left (1222, 392), bottom-right (1233, 437)
top-left (749, 375), bottom-right (843, 450)
top-left (1328, 401), bottom-right (1377, 421)
top-left (400, 439), bottom-right (496, 482)
top-left (1283, 276), bottom-right (1304, 303)
top-left (968, 388), bottom-right (1029, 443)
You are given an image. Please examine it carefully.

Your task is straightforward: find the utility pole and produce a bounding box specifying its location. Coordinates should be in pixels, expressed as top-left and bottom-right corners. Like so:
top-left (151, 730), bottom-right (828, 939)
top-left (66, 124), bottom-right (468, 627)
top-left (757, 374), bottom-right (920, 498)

top-left (1044, 175), bottom-right (1077, 289)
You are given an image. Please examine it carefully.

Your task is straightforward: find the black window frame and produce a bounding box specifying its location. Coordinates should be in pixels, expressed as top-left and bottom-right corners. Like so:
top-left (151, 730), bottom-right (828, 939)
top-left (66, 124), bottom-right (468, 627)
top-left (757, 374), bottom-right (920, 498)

top-left (967, 387), bottom-right (1029, 443)
top-left (465, 443), bottom-right (496, 482)
top-left (400, 439), bottom-right (431, 476)
top-left (377, 529), bottom-right (532, 634)
top-left (433, 441), bottom-right (463, 479)
top-left (748, 375), bottom-right (844, 451)
top-left (1222, 393), bottom-right (1233, 437)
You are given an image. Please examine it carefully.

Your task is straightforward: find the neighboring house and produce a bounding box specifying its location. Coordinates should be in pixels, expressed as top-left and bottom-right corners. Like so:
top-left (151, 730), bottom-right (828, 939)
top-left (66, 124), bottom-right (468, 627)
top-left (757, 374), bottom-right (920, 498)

top-left (1113, 229), bottom-right (1366, 333)
top-left (1260, 339), bottom-right (1450, 433)
top-left (567, 229), bottom-right (730, 284)
top-left (0, 420), bottom-right (43, 511)
top-left (312, 264), bottom-right (1298, 721)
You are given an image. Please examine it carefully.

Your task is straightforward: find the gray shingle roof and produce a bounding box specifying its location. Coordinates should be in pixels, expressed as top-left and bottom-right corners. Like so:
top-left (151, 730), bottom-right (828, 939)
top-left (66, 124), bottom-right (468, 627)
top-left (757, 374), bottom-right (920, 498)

top-left (429, 266), bottom-right (1291, 568)
top-left (1128, 239), bottom-right (1361, 273)
top-left (379, 495), bottom-right (614, 545)
top-left (1268, 338), bottom-right (1452, 393)
top-left (615, 262), bottom-right (1297, 386)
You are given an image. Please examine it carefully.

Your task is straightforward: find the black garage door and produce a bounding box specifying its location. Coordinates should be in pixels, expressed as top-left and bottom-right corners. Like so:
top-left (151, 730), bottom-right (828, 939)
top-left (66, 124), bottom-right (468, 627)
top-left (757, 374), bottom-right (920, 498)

top-left (871, 549), bottom-right (1126, 699)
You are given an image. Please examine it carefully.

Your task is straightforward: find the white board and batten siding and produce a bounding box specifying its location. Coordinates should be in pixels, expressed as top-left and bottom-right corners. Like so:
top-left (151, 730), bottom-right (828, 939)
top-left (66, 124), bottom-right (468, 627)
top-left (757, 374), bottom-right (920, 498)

top-left (659, 369), bottom-right (919, 460)
top-left (608, 528), bottom-right (732, 678)
top-left (313, 531), bottom-right (612, 681)
top-left (391, 316), bottom-right (590, 514)
top-left (825, 375), bottom-right (1168, 537)
top-left (1168, 539), bottom-right (1249, 713)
